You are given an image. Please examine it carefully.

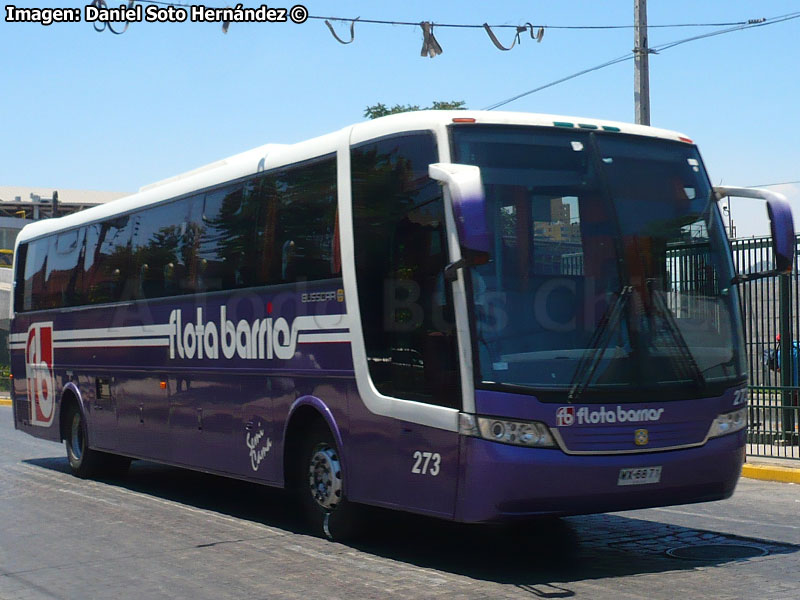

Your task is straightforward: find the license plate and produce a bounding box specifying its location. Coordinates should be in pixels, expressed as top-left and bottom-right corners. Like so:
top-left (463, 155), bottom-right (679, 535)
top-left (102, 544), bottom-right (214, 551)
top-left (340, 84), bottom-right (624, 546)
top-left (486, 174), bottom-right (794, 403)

top-left (617, 466), bottom-right (662, 486)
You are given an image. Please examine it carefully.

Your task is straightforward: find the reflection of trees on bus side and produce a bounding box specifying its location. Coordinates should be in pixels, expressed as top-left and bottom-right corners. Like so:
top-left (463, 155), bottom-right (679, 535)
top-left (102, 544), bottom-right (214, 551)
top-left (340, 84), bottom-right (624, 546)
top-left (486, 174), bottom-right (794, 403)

top-left (86, 216), bottom-right (136, 304)
top-left (22, 157), bottom-right (339, 310)
top-left (136, 226), bottom-right (182, 298)
top-left (209, 182), bottom-right (265, 288)
top-left (206, 160), bottom-right (338, 289)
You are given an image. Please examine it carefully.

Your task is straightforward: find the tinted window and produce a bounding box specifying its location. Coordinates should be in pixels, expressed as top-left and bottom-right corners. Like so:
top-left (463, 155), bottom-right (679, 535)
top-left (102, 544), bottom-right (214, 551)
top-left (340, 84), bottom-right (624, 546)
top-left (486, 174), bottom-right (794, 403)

top-left (197, 183), bottom-right (247, 292)
top-left (13, 243), bottom-right (27, 313)
top-left (133, 197), bottom-right (200, 299)
top-left (351, 133), bottom-right (460, 407)
top-left (22, 239), bottom-right (47, 311)
top-left (44, 228), bottom-right (85, 308)
top-left (197, 156), bottom-right (338, 293)
top-left (84, 216), bottom-right (135, 304)
top-left (15, 157), bottom-right (339, 311)
top-left (275, 157), bottom-right (339, 283)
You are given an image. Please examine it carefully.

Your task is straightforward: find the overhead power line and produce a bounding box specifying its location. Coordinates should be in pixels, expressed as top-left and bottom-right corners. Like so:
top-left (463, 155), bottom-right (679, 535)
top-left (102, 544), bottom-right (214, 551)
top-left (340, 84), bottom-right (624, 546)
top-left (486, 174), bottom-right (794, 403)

top-left (750, 181), bottom-right (800, 189)
top-left (483, 54), bottom-right (633, 111)
top-left (308, 16), bottom-right (760, 31)
top-left (484, 11), bottom-right (800, 110)
top-left (108, 1), bottom-right (766, 31)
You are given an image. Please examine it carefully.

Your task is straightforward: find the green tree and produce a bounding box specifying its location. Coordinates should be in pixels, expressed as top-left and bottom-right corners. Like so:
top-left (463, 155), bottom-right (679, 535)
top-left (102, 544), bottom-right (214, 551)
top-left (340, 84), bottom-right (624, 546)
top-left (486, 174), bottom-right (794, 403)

top-left (364, 100), bottom-right (466, 119)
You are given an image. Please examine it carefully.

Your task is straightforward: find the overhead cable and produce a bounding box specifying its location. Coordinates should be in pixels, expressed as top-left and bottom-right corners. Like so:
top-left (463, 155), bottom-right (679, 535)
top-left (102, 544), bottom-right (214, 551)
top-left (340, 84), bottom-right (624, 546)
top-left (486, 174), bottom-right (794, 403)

top-left (484, 11), bottom-right (800, 110)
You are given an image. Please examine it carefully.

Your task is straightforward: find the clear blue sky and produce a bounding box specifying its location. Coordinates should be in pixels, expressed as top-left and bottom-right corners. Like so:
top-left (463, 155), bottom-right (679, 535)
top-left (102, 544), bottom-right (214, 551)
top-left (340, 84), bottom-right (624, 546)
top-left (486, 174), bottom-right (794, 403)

top-left (2, 1), bottom-right (799, 236)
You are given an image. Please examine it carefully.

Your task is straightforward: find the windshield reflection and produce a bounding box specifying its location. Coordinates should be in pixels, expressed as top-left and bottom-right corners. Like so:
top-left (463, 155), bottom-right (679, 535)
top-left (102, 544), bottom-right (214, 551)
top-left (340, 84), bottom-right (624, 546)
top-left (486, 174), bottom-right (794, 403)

top-left (451, 125), bottom-right (746, 401)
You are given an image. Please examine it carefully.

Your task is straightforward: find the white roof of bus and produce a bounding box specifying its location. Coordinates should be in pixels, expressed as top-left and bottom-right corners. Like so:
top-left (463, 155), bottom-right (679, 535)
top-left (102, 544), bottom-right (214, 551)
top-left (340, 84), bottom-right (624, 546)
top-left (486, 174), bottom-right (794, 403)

top-left (15, 110), bottom-right (690, 246)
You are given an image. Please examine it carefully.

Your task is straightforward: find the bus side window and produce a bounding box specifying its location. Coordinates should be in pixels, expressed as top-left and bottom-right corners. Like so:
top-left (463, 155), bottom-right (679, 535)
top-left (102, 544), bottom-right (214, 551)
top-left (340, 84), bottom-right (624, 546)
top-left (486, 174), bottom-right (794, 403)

top-left (274, 156), bottom-right (338, 284)
top-left (239, 177), bottom-right (272, 287)
top-left (198, 184), bottom-right (245, 292)
top-left (351, 133), bottom-right (461, 408)
top-left (44, 228), bottom-right (85, 308)
top-left (181, 195), bottom-right (204, 294)
top-left (22, 239), bottom-right (48, 312)
top-left (83, 217), bottom-right (134, 305)
top-left (13, 243), bottom-right (27, 313)
top-left (132, 198), bottom-right (194, 299)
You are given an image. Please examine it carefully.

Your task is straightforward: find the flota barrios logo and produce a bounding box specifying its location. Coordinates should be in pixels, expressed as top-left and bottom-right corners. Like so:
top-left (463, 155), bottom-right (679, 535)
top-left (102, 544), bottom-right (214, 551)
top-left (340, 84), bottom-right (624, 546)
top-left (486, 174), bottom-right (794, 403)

top-left (168, 307), bottom-right (300, 361)
top-left (556, 405), bottom-right (665, 426)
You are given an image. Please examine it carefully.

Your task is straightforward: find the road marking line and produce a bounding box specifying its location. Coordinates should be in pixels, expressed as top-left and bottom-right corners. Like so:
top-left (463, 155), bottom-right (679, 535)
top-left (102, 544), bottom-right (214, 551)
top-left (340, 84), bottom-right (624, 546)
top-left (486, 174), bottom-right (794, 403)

top-left (57, 488), bottom-right (118, 505)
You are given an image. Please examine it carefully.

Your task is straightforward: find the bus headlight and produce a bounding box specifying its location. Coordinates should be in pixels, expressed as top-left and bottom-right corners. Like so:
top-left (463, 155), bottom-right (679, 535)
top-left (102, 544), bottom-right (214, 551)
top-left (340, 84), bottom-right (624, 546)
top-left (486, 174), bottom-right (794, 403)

top-left (475, 416), bottom-right (556, 448)
top-left (707, 407), bottom-right (747, 439)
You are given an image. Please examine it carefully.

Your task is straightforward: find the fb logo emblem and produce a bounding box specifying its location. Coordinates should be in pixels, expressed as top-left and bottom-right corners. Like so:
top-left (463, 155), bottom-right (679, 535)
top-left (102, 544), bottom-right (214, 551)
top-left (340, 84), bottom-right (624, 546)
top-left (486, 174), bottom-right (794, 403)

top-left (26, 322), bottom-right (55, 427)
top-left (556, 406), bottom-right (575, 427)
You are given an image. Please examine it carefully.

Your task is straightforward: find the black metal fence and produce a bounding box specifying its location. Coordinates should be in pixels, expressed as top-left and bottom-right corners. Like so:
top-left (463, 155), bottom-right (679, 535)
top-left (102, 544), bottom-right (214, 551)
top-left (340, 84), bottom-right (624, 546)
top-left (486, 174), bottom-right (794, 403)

top-left (732, 236), bottom-right (799, 460)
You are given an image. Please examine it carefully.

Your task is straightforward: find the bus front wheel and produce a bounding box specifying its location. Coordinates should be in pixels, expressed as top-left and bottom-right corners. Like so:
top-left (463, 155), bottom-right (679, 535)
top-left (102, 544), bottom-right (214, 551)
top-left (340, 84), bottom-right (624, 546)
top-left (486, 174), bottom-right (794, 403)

top-left (298, 423), bottom-right (359, 541)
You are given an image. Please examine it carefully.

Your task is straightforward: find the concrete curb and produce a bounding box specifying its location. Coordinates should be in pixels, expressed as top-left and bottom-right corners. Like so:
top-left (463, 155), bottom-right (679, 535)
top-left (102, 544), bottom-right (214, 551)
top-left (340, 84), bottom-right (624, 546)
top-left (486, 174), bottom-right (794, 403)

top-left (0, 398), bottom-right (10, 407)
top-left (741, 463), bottom-right (800, 484)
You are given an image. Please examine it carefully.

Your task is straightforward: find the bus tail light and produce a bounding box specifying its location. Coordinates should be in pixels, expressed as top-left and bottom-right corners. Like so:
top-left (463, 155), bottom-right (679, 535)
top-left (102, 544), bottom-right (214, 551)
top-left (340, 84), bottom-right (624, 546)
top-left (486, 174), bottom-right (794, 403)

top-left (707, 407), bottom-right (747, 439)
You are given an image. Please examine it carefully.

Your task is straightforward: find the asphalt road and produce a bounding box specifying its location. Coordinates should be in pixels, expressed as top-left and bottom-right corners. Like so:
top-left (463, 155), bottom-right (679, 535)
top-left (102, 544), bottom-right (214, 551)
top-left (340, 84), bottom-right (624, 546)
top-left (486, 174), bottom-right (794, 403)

top-left (1, 405), bottom-right (799, 600)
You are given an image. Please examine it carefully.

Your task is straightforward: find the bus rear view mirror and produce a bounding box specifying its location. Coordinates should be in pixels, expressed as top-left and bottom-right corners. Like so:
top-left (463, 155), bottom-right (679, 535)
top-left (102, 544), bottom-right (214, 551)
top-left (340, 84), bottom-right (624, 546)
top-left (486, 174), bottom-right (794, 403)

top-left (429, 163), bottom-right (490, 256)
top-left (715, 186), bottom-right (795, 280)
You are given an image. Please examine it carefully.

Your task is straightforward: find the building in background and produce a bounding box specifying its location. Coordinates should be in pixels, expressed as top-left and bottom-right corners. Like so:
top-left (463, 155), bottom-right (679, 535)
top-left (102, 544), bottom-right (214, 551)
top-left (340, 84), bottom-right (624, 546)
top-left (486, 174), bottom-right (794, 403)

top-left (0, 186), bottom-right (128, 358)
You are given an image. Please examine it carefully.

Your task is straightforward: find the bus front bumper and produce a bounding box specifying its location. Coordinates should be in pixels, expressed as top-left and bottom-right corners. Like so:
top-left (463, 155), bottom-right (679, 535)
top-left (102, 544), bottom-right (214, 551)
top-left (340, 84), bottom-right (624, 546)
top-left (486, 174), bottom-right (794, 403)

top-left (454, 430), bottom-right (745, 523)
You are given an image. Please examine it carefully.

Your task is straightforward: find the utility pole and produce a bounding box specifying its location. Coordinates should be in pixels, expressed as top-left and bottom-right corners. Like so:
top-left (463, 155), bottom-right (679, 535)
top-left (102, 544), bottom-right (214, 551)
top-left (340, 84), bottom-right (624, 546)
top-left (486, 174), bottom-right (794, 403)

top-left (634, 0), bottom-right (651, 125)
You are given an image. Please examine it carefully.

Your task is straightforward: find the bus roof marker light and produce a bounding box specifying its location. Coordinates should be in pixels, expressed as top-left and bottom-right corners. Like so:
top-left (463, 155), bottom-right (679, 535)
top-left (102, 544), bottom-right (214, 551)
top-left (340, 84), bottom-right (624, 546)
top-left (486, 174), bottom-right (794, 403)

top-left (679, 136), bottom-right (694, 144)
top-left (553, 121), bottom-right (574, 128)
top-left (578, 123), bottom-right (598, 130)
top-left (601, 126), bottom-right (621, 132)
top-left (452, 117), bottom-right (476, 123)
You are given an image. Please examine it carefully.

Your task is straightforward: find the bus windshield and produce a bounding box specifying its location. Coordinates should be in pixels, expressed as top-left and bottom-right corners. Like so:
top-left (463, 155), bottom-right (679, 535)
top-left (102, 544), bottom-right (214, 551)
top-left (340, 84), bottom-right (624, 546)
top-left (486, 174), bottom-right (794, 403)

top-left (451, 125), bottom-right (746, 402)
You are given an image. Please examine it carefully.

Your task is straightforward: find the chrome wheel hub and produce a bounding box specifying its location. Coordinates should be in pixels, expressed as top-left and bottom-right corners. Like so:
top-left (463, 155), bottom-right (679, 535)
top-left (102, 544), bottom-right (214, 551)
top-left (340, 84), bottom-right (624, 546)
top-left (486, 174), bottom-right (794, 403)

top-left (308, 444), bottom-right (342, 511)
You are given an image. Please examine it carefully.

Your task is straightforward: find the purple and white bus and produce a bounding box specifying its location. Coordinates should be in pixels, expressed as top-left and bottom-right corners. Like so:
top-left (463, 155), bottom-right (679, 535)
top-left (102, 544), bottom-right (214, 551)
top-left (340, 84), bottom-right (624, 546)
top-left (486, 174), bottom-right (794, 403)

top-left (10, 111), bottom-right (794, 539)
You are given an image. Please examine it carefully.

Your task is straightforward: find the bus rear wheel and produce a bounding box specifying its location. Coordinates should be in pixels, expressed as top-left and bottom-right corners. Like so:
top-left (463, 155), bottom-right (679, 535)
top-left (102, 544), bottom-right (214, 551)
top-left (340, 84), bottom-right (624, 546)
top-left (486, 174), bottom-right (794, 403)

top-left (65, 405), bottom-right (130, 479)
top-left (297, 423), bottom-right (359, 541)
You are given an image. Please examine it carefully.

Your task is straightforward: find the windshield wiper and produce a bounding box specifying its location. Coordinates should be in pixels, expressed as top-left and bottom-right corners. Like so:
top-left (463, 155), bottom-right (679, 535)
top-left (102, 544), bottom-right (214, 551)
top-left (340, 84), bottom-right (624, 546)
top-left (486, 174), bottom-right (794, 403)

top-left (567, 286), bottom-right (632, 402)
top-left (646, 280), bottom-right (706, 388)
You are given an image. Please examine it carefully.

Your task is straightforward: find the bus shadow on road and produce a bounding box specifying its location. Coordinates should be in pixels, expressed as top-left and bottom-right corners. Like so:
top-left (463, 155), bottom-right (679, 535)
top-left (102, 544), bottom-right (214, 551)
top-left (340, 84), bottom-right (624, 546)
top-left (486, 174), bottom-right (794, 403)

top-left (25, 456), bottom-right (800, 590)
